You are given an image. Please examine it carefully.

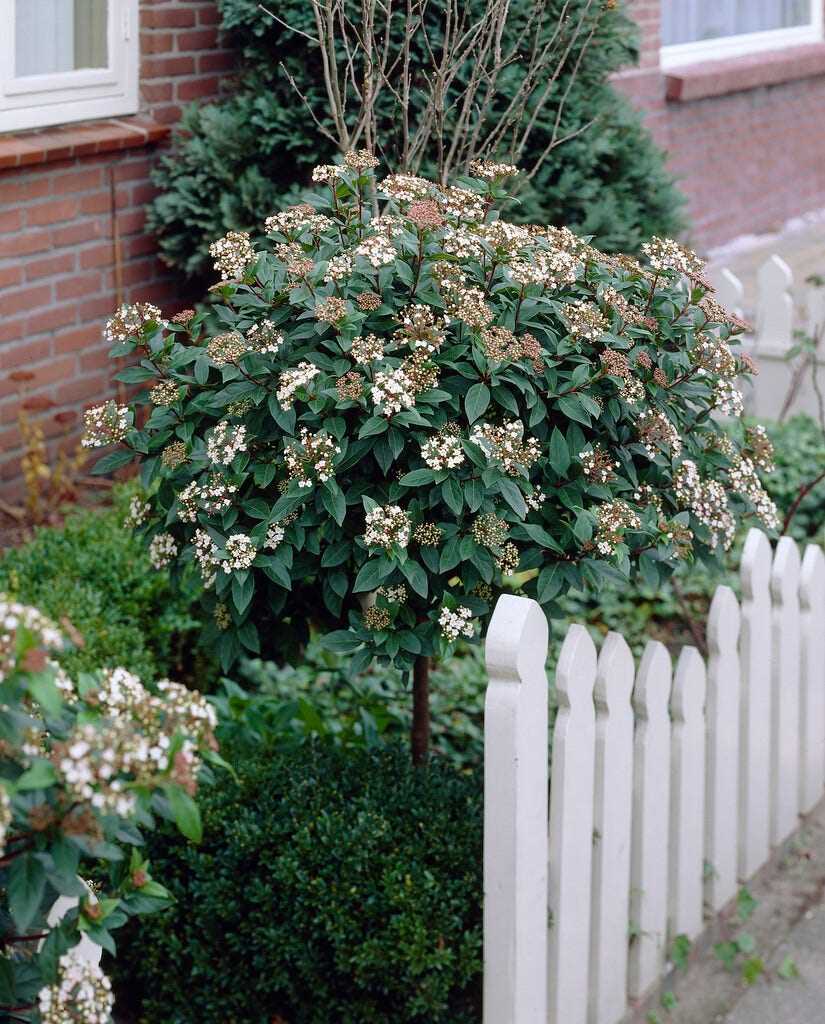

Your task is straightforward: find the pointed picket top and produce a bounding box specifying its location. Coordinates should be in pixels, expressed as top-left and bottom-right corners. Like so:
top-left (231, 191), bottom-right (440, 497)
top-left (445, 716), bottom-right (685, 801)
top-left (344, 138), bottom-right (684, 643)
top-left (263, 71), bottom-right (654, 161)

top-left (629, 640), bottom-right (672, 1001)
top-left (714, 267), bottom-right (746, 323)
top-left (669, 645), bottom-right (706, 941)
top-left (548, 624), bottom-right (597, 1024)
top-left (805, 278), bottom-right (825, 339)
top-left (739, 528), bottom-right (773, 877)
top-left (705, 585), bottom-right (741, 913)
top-left (771, 535), bottom-right (802, 843)
top-left (799, 545), bottom-right (825, 813)
top-left (589, 632), bottom-right (635, 1024)
top-left (756, 254), bottom-right (794, 355)
top-left (484, 595), bottom-right (550, 1024)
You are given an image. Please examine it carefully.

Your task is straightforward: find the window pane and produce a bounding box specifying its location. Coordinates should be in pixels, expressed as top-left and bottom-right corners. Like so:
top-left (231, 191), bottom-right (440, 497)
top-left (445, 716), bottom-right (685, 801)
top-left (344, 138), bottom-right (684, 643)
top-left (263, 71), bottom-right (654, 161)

top-left (662, 0), bottom-right (811, 46)
top-left (15, 0), bottom-right (108, 77)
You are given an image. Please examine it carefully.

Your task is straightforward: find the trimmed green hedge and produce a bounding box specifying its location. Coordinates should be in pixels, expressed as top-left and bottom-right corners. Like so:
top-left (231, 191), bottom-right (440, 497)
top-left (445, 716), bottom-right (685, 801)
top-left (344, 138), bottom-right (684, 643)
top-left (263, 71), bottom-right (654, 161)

top-left (0, 488), bottom-right (205, 684)
top-left (113, 744), bottom-right (483, 1024)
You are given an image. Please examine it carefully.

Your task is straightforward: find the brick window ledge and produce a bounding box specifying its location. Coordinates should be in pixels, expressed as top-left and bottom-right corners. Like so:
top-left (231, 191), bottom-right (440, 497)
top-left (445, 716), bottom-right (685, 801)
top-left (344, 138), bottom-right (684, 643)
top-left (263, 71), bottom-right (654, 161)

top-left (666, 42), bottom-right (825, 102)
top-left (0, 116), bottom-right (169, 171)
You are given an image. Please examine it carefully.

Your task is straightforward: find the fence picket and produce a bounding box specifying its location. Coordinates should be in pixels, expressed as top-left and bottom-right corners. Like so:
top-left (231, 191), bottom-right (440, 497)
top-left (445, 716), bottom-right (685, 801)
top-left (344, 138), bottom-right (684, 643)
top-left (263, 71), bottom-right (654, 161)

top-left (483, 595), bottom-right (550, 1024)
top-left (800, 545), bottom-right (825, 814)
top-left (739, 528), bottom-right (772, 877)
top-left (771, 537), bottom-right (802, 843)
top-left (589, 632), bottom-right (635, 1024)
top-left (755, 254), bottom-right (794, 354)
top-left (628, 641), bottom-right (672, 1001)
top-left (705, 586), bottom-right (741, 912)
top-left (548, 625), bottom-right (597, 1024)
top-left (668, 646), bottom-right (706, 941)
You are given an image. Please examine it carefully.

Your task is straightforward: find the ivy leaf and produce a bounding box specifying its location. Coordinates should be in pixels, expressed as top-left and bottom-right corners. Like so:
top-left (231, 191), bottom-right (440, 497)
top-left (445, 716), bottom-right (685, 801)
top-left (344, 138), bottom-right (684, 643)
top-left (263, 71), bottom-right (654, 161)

top-left (464, 382), bottom-right (490, 424)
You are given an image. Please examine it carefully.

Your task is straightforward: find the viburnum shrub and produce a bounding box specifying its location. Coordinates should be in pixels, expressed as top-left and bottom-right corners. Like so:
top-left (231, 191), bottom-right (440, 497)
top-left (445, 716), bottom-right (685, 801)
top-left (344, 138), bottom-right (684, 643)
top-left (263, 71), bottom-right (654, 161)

top-left (92, 155), bottom-right (777, 759)
top-left (0, 597), bottom-right (218, 1021)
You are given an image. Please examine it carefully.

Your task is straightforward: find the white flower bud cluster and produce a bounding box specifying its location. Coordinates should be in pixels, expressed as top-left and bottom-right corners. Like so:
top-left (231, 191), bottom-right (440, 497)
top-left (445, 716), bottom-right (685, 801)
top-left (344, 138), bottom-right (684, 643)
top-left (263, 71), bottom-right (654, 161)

top-left (363, 504), bottom-right (411, 549)
top-left (104, 302), bottom-right (163, 343)
top-left (469, 159), bottom-right (520, 180)
top-left (372, 365), bottom-right (417, 415)
top-left (265, 524), bottom-right (285, 550)
top-left (561, 299), bottom-right (609, 341)
top-left (209, 230), bottom-right (255, 281)
top-left (193, 529), bottom-right (220, 587)
top-left (148, 533), bottom-right (178, 570)
top-left (351, 333), bottom-right (385, 363)
top-left (525, 487), bottom-right (546, 511)
top-left (81, 401), bottom-right (129, 448)
top-left (379, 174), bottom-right (432, 202)
top-left (285, 428), bottom-right (341, 487)
top-left (0, 599), bottom-right (64, 683)
top-left (354, 234), bottom-right (396, 268)
top-left (38, 950), bottom-right (114, 1024)
top-left (595, 500), bottom-right (641, 556)
top-left (395, 304), bottom-right (447, 354)
top-left (438, 605), bottom-right (475, 641)
top-left (579, 444), bottom-right (619, 484)
top-left (223, 534), bottom-right (257, 572)
top-left (728, 456), bottom-right (779, 531)
top-left (421, 431), bottom-right (465, 470)
top-left (277, 361), bottom-right (320, 410)
top-left (207, 421), bottom-right (248, 466)
top-left (674, 460), bottom-right (736, 551)
top-left (641, 236), bottom-right (704, 277)
top-left (378, 584), bottom-right (408, 604)
top-left (470, 420), bottom-right (542, 474)
top-left (246, 321), bottom-right (283, 355)
top-left (123, 495), bottom-right (150, 529)
top-left (177, 474), bottom-right (238, 523)
top-left (638, 410), bottom-right (683, 459)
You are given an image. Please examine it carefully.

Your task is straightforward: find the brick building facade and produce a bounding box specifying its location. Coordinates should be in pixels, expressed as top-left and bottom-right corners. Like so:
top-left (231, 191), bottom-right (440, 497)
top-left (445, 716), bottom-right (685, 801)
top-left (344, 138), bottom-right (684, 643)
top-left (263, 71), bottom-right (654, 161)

top-left (1, 0), bottom-right (825, 495)
top-left (0, 1), bottom-right (233, 495)
top-left (617, 0), bottom-right (825, 248)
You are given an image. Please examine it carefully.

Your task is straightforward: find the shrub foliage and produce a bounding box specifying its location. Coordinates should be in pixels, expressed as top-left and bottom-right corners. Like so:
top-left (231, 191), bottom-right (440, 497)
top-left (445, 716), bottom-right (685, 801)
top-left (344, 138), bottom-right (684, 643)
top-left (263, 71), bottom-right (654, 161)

top-left (92, 161), bottom-right (775, 675)
top-left (114, 743), bottom-right (482, 1024)
top-left (148, 0), bottom-right (685, 276)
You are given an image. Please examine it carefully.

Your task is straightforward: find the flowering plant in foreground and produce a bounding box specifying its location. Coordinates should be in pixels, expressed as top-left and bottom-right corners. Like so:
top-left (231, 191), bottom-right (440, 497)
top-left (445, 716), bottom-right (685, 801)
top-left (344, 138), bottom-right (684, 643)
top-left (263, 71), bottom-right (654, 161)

top-left (0, 598), bottom-right (218, 1022)
top-left (93, 157), bottom-right (776, 684)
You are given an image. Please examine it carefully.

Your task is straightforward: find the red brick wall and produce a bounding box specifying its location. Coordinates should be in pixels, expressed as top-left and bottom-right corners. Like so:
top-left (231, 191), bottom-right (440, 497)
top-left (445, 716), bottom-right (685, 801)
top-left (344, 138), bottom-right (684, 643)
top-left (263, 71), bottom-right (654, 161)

top-left (0, 1), bottom-right (232, 496)
top-left (617, 0), bottom-right (825, 250)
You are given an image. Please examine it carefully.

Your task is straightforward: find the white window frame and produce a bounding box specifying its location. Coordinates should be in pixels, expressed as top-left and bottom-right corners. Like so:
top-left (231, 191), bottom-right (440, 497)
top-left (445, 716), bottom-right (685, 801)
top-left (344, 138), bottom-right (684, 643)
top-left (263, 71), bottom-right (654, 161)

top-left (0, 0), bottom-right (138, 133)
top-left (661, 0), bottom-right (824, 70)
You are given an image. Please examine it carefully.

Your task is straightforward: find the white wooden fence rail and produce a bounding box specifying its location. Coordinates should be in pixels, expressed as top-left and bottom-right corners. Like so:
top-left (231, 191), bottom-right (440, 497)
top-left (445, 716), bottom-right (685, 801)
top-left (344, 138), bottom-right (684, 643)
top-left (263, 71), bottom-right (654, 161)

top-left (709, 254), bottom-right (825, 420)
top-left (483, 528), bottom-right (825, 1024)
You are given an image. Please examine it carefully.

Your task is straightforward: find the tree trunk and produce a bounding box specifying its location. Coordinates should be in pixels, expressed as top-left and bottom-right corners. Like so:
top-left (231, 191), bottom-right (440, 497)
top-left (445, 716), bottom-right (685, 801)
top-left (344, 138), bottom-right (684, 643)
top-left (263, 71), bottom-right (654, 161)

top-left (411, 654), bottom-right (430, 765)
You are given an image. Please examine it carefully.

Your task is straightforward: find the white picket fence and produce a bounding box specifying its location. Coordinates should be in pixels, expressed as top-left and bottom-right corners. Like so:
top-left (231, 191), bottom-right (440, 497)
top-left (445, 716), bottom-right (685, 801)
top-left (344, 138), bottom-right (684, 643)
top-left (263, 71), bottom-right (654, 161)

top-left (709, 254), bottom-right (825, 421)
top-left (483, 528), bottom-right (825, 1024)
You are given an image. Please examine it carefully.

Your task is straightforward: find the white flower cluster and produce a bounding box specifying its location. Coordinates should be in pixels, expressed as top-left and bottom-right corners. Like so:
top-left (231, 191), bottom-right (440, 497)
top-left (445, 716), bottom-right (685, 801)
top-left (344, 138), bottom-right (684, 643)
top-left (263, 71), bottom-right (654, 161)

top-left (579, 444), bottom-right (619, 484)
top-left (324, 253), bottom-right (354, 282)
top-left (641, 236), bottom-right (704, 277)
top-left (0, 784), bottom-right (11, 857)
top-left (674, 460), bottom-right (736, 551)
top-left (38, 950), bottom-right (114, 1024)
top-left (123, 495), bottom-right (150, 530)
top-left (104, 302), bottom-right (163, 343)
top-left (0, 599), bottom-right (64, 683)
top-left (354, 233), bottom-right (397, 268)
top-left (351, 333), bottom-right (384, 363)
top-left (712, 379), bottom-right (744, 417)
top-left (421, 432), bottom-right (465, 470)
top-left (207, 421), bottom-right (248, 466)
top-left (470, 420), bottom-right (542, 474)
top-left (469, 159), bottom-right (520, 180)
top-left (193, 529), bottom-right (220, 587)
top-left (265, 207), bottom-right (332, 235)
top-left (247, 321), bottom-right (284, 354)
top-left (442, 225), bottom-right (485, 260)
top-left (209, 230), bottom-right (255, 280)
top-left (595, 500), bottom-right (641, 556)
top-left (223, 534), bottom-right (257, 572)
top-left (729, 456), bottom-right (780, 531)
top-left (525, 487), bottom-right (546, 511)
top-left (81, 401), bottom-right (129, 448)
top-left (148, 533), bottom-right (178, 570)
top-left (438, 605), bottom-right (475, 641)
top-left (508, 247), bottom-right (578, 290)
top-left (637, 410), bottom-right (683, 459)
top-left (372, 365), bottom-right (417, 415)
top-left (265, 524), bottom-right (285, 550)
top-left (379, 173), bottom-right (432, 202)
top-left (378, 584), bottom-right (408, 604)
top-left (312, 163), bottom-right (345, 184)
top-left (285, 428), bottom-right (341, 487)
top-left (363, 504), bottom-right (411, 549)
top-left (440, 185), bottom-right (486, 222)
top-left (277, 361), bottom-right (320, 410)
top-left (177, 474), bottom-right (238, 523)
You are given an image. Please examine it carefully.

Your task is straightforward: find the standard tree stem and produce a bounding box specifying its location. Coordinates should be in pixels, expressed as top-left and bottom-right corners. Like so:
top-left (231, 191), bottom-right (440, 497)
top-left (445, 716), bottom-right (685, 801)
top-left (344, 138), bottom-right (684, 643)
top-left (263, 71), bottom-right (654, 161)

top-left (411, 654), bottom-right (431, 765)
